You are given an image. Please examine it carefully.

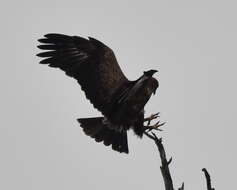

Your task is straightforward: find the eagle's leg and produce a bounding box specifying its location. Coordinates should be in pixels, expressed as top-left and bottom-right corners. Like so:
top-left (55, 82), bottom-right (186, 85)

top-left (144, 120), bottom-right (166, 132)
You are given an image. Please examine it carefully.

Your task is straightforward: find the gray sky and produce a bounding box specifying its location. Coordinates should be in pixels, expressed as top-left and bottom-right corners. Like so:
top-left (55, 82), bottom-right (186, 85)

top-left (1, 0), bottom-right (236, 189)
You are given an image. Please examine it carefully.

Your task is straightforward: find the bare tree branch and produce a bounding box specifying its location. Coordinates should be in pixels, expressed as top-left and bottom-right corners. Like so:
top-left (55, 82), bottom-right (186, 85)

top-left (144, 131), bottom-right (175, 190)
top-left (144, 118), bottom-right (215, 190)
top-left (202, 168), bottom-right (215, 190)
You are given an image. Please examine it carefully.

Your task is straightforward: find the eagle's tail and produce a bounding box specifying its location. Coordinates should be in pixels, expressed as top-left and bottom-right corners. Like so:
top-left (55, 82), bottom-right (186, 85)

top-left (77, 117), bottom-right (129, 154)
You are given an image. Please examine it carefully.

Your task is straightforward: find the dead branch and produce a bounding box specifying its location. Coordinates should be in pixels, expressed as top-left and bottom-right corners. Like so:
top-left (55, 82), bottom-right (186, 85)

top-left (144, 131), bottom-right (176, 190)
top-left (145, 130), bottom-right (215, 190)
top-left (202, 168), bottom-right (215, 190)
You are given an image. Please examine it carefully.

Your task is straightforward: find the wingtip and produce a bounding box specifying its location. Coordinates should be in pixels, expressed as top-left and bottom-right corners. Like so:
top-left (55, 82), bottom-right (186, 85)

top-left (44, 33), bottom-right (58, 38)
top-left (36, 52), bottom-right (48, 57)
top-left (39, 59), bottom-right (49, 64)
top-left (37, 45), bottom-right (41, 49)
top-left (45, 33), bottom-right (71, 39)
top-left (38, 38), bottom-right (51, 43)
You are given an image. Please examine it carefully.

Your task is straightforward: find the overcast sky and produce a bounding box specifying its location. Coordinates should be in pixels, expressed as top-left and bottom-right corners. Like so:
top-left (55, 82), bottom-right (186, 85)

top-left (1, 0), bottom-right (236, 189)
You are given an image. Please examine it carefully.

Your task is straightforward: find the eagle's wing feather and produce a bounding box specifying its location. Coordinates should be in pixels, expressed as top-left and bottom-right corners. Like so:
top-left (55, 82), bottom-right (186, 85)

top-left (37, 33), bottom-right (129, 116)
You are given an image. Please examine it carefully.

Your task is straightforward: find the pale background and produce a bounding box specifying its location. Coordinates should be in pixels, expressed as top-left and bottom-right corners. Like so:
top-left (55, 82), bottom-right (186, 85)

top-left (1, 0), bottom-right (236, 189)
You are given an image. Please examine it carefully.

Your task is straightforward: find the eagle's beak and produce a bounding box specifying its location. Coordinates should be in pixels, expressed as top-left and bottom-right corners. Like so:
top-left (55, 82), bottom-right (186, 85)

top-left (150, 70), bottom-right (158, 76)
top-left (144, 69), bottom-right (158, 77)
top-left (153, 89), bottom-right (157, 95)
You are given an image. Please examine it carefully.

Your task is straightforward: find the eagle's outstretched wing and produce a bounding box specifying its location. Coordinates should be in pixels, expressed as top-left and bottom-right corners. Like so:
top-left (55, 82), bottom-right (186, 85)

top-left (37, 33), bottom-right (129, 116)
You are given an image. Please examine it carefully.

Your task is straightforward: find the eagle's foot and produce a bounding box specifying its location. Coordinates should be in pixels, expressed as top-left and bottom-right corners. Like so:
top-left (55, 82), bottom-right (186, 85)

top-left (144, 112), bottom-right (160, 125)
top-left (144, 120), bottom-right (166, 132)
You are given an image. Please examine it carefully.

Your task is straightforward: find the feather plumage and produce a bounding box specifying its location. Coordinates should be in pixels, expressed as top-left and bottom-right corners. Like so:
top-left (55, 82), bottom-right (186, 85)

top-left (37, 33), bottom-right (158, 153)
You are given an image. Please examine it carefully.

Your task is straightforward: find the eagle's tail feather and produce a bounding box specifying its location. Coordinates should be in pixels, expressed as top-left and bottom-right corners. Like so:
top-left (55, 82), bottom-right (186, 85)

top-left (77, 117), bottom-right (129, 153)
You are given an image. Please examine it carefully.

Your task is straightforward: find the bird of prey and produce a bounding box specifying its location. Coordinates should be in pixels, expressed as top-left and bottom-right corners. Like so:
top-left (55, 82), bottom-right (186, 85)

top-left (37, 33), bottom-right (162, 154)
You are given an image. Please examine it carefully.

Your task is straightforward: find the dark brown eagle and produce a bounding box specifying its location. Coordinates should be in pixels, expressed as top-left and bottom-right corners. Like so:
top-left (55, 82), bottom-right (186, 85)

top-left (37, 33), bottom-right (160, 154)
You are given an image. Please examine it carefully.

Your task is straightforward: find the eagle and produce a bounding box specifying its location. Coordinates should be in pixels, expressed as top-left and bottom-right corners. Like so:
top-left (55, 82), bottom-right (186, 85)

top-left (37, 33), bottom-right (162, 154)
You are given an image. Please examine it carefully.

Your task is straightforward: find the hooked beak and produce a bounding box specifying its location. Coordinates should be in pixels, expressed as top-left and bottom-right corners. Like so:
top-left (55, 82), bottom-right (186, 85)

top-left (144, 69), bottom-right (158, 77)
top-left (153, 89), bottom-right (157, 95)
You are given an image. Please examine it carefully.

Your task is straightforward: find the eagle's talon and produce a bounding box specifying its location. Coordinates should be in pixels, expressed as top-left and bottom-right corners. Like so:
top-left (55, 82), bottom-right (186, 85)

top-left (154, 121), bottom-right (166, 129)
top-left (144, 126), bottom-right (163, 132)
top-left (144, 112), bottom-right (160, 123)
top-left (144, 120), bottom-right (165, 132)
